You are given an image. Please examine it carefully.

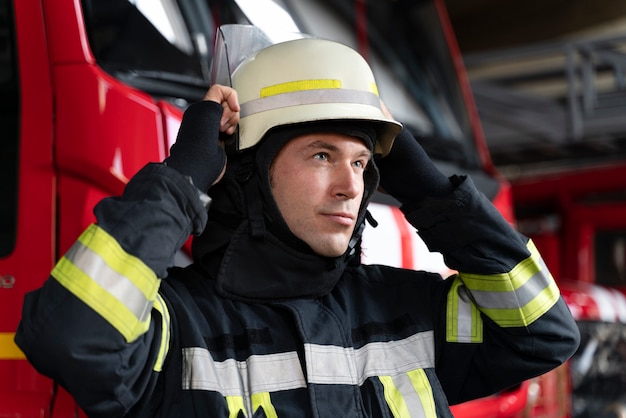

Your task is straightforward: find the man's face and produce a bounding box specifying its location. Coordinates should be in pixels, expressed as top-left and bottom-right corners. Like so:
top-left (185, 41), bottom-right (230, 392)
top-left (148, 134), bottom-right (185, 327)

top-left (269, 132), bottom-right (371, 257)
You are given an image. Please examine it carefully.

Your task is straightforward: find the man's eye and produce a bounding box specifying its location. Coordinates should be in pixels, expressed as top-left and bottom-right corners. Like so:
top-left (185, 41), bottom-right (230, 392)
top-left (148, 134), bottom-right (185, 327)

top-left (353, 160), bottom-right (366, 169)
top-left (314, 152), bottom-right (329, 161)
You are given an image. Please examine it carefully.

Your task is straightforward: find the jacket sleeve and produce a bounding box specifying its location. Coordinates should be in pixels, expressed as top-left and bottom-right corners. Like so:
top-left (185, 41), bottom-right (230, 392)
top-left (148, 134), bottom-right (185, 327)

top-left (402, 176), bottom-right (581, 404)
top-left (15, 163), bottom-right (208, 417)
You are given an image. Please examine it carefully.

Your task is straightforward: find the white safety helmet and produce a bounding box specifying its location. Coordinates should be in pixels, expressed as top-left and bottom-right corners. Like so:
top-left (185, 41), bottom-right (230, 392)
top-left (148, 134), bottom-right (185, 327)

top-left (211, 25), bottom-right (402, 156)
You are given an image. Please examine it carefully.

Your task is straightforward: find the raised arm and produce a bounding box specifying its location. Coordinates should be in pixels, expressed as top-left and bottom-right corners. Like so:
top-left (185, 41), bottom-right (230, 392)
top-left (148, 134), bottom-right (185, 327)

top-left (15, 85), bottom-right (238, 417)
top-left (374, 121), bottom-right (580, 403)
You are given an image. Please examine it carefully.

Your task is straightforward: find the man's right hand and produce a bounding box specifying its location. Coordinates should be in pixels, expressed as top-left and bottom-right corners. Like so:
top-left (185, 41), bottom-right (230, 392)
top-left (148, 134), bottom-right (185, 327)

top-left (165, 84), bottom-right (240, 192)
top-left (204, 84), bottom-right (240, 136)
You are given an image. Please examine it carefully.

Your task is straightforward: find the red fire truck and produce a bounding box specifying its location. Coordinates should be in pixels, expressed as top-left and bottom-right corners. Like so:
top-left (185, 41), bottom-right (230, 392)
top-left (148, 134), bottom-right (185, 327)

top-left (2, 0), bottom-right (619, 416)
top-left (510, 164), bottom-right (626, 418)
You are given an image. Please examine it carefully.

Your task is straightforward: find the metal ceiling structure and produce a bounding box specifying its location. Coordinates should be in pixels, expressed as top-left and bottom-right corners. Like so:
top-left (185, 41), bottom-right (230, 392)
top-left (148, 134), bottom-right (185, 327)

top-left (443, 1), bottom-right (626, 179)
top-left (464, 34), bottom-right (626, 177)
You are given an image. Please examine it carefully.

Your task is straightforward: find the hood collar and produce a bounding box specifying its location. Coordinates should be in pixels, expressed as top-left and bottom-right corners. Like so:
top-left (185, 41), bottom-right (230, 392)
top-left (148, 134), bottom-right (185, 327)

top-left (191, 123), bottom-right (380, 302)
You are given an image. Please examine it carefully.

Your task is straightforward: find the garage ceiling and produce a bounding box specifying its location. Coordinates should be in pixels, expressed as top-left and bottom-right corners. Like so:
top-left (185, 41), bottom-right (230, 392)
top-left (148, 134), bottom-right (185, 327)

top-left (444, 0), bottom-right (626, 53)
top-left (441, 0), bottom-right (626, 178)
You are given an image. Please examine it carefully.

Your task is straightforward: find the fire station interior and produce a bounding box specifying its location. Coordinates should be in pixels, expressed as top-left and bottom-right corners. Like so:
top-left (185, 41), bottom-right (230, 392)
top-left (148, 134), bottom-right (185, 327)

top-left (446, 0), bottom-right (626, 287)
top-left (446, 0), bottom-right (626, 174)
top-left (3, 0), bottom-right (626, 417)
top-left (446, 2), bottom-right (626, 416)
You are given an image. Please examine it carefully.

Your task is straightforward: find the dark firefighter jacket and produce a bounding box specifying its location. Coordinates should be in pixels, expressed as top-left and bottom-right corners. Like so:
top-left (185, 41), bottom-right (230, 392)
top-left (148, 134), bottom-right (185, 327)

top-left (16, 161), bottom-right (580, 417)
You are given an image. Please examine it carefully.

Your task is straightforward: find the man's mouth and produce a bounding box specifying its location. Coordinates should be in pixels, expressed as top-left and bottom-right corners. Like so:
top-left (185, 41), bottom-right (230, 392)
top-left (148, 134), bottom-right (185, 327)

top-left (323, 212), bottom-right (355, 226)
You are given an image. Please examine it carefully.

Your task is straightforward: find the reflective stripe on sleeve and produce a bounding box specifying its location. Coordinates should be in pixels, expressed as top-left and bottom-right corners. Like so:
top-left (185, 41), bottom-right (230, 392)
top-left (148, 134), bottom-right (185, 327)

top-left (152, 293), bottom-right (171, 372)
top-left (380, 369), bottom-right (437, 418)
top-left (446, 278), bottom-right (484, 343)
top-left (459, 240), bottom-right (560, 328)
top-left (51, 224), bottom-right (160, 342)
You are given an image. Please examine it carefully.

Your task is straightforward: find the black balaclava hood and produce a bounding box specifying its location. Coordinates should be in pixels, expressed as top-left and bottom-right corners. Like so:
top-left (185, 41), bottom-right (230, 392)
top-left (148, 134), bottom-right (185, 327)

top-left (192, 121), bottom-right (380, 303)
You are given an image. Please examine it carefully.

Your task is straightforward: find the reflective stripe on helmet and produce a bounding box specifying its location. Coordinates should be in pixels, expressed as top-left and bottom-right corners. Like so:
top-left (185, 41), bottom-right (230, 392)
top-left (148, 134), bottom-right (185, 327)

top-left (260, 79), bottom-right (343, 97)
top-left (229, 36), bottom-right (402, 154)
top-left (241, 87), bottom-right (381, 119)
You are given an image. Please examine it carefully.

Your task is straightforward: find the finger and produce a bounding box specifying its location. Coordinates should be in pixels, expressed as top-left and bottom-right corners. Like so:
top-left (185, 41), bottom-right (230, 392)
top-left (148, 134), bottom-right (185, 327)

top-left (203, 85), bottom-right (222, 102)
top-left (223, 89), bottom-right (240, 112)
top-left (224, 124), bottom-right (237, 135)
top-left (219, 109), bottom-right (239, 133)
top-left (223, 108), bottom-right (240, 126)
top-left (204, 84), bottom-right (233, 104)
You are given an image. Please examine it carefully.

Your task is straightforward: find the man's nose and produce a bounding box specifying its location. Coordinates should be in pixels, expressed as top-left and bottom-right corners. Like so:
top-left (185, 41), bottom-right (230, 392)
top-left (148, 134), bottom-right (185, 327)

top-left (333, 163), bottom-right (362, 199)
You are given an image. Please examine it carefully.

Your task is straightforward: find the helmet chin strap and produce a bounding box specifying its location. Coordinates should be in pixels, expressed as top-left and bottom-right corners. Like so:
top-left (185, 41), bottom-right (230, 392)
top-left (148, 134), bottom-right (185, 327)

top-left (347, 222), bottom-right (366, 257)
top-left (236, 153), bottom-right (266, 240)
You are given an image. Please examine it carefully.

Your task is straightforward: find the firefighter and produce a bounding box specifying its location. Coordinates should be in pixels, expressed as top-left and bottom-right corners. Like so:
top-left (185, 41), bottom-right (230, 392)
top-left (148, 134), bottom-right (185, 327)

top-left (15, 31), bottom-right (580, 417)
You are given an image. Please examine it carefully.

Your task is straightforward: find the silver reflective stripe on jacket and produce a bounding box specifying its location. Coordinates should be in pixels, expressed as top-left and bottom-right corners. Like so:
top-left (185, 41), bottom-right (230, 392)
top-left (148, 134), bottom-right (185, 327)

top-left (51, 224), bottom-right (160, 343)
top-left (182, 330), bottom-right (435, 417)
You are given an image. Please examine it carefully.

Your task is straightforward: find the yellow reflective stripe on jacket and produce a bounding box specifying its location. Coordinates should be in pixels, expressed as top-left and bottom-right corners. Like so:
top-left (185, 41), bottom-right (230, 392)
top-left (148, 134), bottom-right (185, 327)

top-left (51, 224), bottom-right (160, 342)
top-left (226, 395), bottom-right (246, 418)
top-left (152, 293), bottom-right (171, 372)
top-left (407, 370), bottom-right (437, 417)
top-left (251, 392), bottom-right (278, 418)
top-left (224, 392), bottom-right (278, 418)
top-left (380, 369), bottom-right (437, 418)
top-left (459, 240), bottom-right (560, 328)
top-left (446, 278), bottom-right (483, 343)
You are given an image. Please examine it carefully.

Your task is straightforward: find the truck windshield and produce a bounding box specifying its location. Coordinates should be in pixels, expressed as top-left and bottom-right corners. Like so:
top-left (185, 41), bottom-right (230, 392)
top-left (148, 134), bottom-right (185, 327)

top-left (81, 0), bottom-right (238, 103)
top-left (82, 0), bottom-right (479, 169)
